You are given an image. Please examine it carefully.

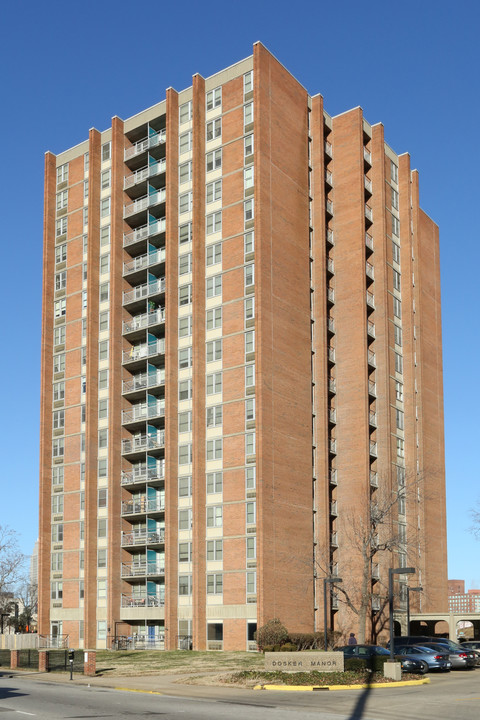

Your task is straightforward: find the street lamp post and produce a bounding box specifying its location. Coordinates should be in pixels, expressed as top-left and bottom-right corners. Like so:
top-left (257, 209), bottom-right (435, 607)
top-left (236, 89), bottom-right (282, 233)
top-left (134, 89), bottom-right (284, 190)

top-left (406, 586), bottom-right (423, 637)
top-left (324, 577), bottom-right (343, 652)
top-left (388, 567), bottom-right (415, 661)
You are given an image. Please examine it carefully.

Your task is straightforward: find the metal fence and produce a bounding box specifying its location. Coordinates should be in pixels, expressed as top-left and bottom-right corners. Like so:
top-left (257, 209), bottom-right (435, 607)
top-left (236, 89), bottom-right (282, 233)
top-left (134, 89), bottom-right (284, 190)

top-left (0, 649), bottom-right (11, 666)
top-left (48, 649), bottom-right (84, 673)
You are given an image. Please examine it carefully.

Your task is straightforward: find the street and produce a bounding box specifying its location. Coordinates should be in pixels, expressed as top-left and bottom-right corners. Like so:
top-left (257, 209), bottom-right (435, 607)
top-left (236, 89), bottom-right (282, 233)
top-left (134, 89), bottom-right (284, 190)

top-left (0, 671), bottom-right (479, 720)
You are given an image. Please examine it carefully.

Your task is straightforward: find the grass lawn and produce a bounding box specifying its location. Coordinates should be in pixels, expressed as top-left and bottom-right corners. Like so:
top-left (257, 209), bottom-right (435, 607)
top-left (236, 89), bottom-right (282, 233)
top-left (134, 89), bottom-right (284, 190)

top-left (95, 650), bottom-right (265, 677)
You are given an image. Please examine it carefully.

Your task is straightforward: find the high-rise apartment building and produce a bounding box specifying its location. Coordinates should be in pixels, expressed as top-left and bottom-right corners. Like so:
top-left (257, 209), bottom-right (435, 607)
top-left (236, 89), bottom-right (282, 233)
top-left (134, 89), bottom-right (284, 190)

top-left (39, 43), bottom-right (448, 650)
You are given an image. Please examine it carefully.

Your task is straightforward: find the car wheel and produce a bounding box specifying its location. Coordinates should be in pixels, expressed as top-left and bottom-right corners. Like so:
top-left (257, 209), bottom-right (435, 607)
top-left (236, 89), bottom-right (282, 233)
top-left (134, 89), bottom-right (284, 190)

top-left (419, 661), bottom-right (429, 674)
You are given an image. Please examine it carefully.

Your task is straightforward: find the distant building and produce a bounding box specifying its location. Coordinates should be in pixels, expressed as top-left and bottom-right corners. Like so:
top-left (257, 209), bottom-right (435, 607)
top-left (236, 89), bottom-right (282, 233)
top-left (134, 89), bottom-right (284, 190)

top-left (29, 539), bottom-right (39, 587)
top-left (448, 579), bottom-right (465, 595)
top-left (448, 579), bottom-right (480, 613)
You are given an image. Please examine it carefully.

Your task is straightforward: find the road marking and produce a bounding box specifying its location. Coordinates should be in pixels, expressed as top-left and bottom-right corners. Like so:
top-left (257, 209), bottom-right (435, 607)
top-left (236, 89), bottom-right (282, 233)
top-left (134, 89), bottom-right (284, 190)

top-left (113, 687), bottom-right (164, 695)
top-left (15, 713), bottom-right (36, 716)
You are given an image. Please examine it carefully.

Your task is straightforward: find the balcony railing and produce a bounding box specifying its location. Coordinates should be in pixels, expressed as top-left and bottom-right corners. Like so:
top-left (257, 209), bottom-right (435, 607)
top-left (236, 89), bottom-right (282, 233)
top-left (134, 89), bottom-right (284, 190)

top-left (325, 140), bottom-right (333, 157)
top-left (330, 438), bottom-right (337, 454)
top-left (124, 130), bottom-right (166, 161)
top-left (330, 469), bottom-right (338, 485)
top-left (366, 262), bottom-right (374, 280)
top-left (370, 441), bottom-right (378, 457)
top-left (122, 402), bottom-right (165, 424)
top-left (366, 291), bottom-right (375, 309)
top-left (331, 532), bottom-right (338, 547)
top-left (326, 199), bottom-right (334, 215)
top-left (124, 158), bottom-right (166, 189)
top-left (123, 278), bottom-right (165, 305)
top-left (329, 378), bottom-right (336, 393)
top-left (328, 317), bottom-right (335, 333)
top-left (329, 408), bottom-right (336, 423)
top-left (328, 347), bottom-right (335, 363)
top-left (369, 412), bottom-right (377, 427)
top-left (327, 287), bottom-right (335, 303)
top-left (124, 188), bottom-right (166, 218)
top-left (365, 205), bottom-right (373, 222)
top-left (121, 466), bottom-right (164, 486)
top-left (364, 148), bottom-right (372, 165)
top-left (123, 308), bottom-right (165, 334)
top-left (121, 529), bottom-right (165, 546)
top-left (365, 233), bottom-right (373, 251)
top-left (122, 339), bottom-right (165, 364)
top-left (370, 471), bottom-right (379, 487)
top-left (123, 371), bottom-right (165, 394)
top-left (121, 498), bottom-right (165, 515)
top-left (121, 562), bottom-right (165, 577)
top-left (364, 176), bottom-right (372, 193)
top-left (325, 170), bottom-right (333, 185)
top-left (123, 248), bottom-right (165, 276)
top-left (121, 593), bottom-right (165, 608)
top-left (330, 501), bottom-right (338, 516)
top-left (367, 322), bottom-right (375, 338)
top-left (369, 380), bottom-right (377, 396)
top-left (327, 257), bottom-right (334, 274)
top-left (368, 350), bottom-right (376, 367)
top-left (122, 433), bottom-right (165, 454)
top-left (123, 219), bottom-right (166, 248)
top-left (326, 229), bottom-right (334, 245)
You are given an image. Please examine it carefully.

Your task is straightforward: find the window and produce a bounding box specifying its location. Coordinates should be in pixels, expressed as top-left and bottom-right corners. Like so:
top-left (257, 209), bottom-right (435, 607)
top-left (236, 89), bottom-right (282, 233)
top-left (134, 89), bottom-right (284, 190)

top-left (178, 476), bottom-right (192, 498)
top-left (206, 506), bottom-right (222, 527)
top-left (179, 222), bottom-right (192, 245)
top-left (51, 552), bottom-right (63, 571)
top-left (100, 226), bottom-right (110, 247)
top-left (84, 152), bottom-right (89, 173)
top-left (99, 311), bottom-right (109, 332)
top-left (100, 282), bottom-right (109, 303)
top-left (391, 161), bottom-right (398, 184)
top-left (99, 369), bottom-right (108, 389)
top-left (52, 494), bottom-right (63, 514)
top-left (81, 376), bottom-right (86, 394)
top-left (82, 262), bottom-right (87, 282)
top-left (206, 438), bottom-right (222, 460)
top-left (396, 408), bottom-right (404, 430)
top-left (179, 161), bottom-right (192, 184)
top-left (246, 501), bottom-right (256, 525)
top-left (179, 379), bottom-right (192, 401)
top-left (53, 353), bottom-right (65, 374)
top-left (396, 437), bottom-right (405, 458)
top-left (245, 363), bottom-right (255, 388)
top-left (206, 405), bottom-right (223, 428)
top-left (100, 254), bottom-right (110, 275)
top-left (56, 190), bottom-right (68, 211)
top-left (207, 472), bottom-right (222, 494)
top-left (179, 542), bottom-right (192, 562)
top-left (81, 319), bottom-right (87, 338)
top-left (99, 398), bottom-right (108, 418)
top-left (397, 466), bottom-right (406, 487)
top-left (245, 264), bottom-right (254, 288)
top-left (179, 575), bottom-right (192, 595)
top-left (206, 180), bottom-right (222, 205)
top-left (206, 307), bottom-right (222, 330)
top-left (207, 539), bottom-right (223, 561)
top-left (179, 284), bottom-right (192, 307)
top-left (53, 382), bottom-right (65, 402)
top-left (80, 491), bottom-right (85, 511)
top-left (179, 131), bottom-right (192, 154)
top-left (98, 518), bottom-right (107, 538)
top-left (97, 549), bottom-right (107, 568)
top-left (101, 142), bottom-right (111, 162)
top-left (56, 164), bottom-right (68, 185)
top-left (246, 397), bottom-right (255, 422)
top-left (244, 167), bottom-right (254, 190)
top-left (206, 242), bottom-right (222, 267)
top-left (393, 269), bottom-right (401, 291)
top-left (206, 87), bottom-right (221, 111)
top-left (206, 117), bottom-right (221, 141)
top-left (51, 582), bottom-right (63, 601)
top-left (54, 299), bottom-right (66, 318)
top-left (53, 410), bottom-right (64, 430)
top-left (83, 207), bottom-right (88, 226)
top-left (56, 217), bottom-right (67, 237)
top-left (99, 340), bottom-right (109, 361)
top-left (179, 316), bottom-right (193, 338)
top-left (245, 297), bottom-right (255, 321)
top-left (98, 458), bottom-right (107, 478)
top-left (179, 347), bottom-right (192, 369)
top-left (247, 537), bottom-right (256, 560)
top-left (391, 187), bottom-right (399, 210)
top-left (82, 290), bottom-right (87, 310)
top-left (207, 574), bottom-right (223, 594)
top-left (244, 70), bottom-right (253, 95)
top-left (52, 524), bottom-right (63, 542)
top-left (245, 330), bottom-right (255, 354)
top-left (81, 347), bottom-right (86, 367)
top-left (206, 275), bottom-right (222, 298)
top-left (245, 432), bottom-right (256, 456)
top-left (393, 297), bottom-right (401, 319)
top-left (244, 134), bottom-right (254, 159)
top-left (395, 352), bottom-right (403, 374)
top-left (206, 149), bottom-right (222, 172)
top-left (84, 180), bottom-right (89, 199)
top-left (247, 571), bottom-right (256, 595)
top-left (83, 234), bottom-right (88, 255)
top-left (179, 253), bottom-right (192, 275)
top-left (179, 509), bottom-right (192, 530)
top-left (179, 443), bottom-right (192, 465)
top-left (100, 197), bottom-right (110, 218)
top-left (55, 244), bottom-right (67, 264)
top-left (179, 100), bottom-right (192, 124)
top-left (206, 339), bottom-right (222, 363)
top-left (206, 372), bottom-right (222, 395)
top-left (396, 381), bottom-right (403, 402)
top-left (101, 169), bottom-right (111, 189)
top-left (394, 324), bottom-right (403, 347)
top-left (244, 103), bottom-right (253, 127)
top-left (81, 405), bottom-right (86, 423)
top-left (98, 488), bottom-right (108, 508)
top-left (392, 216), bottom-right (400, 238)
top-left (244, 199), bottom-right (254, 224)
top-left (246, 466), bottom-right (256, 490)
top-left (179, 411), bottom-right (192, 433)
top-left (206, 211), bottom-right (222, 235)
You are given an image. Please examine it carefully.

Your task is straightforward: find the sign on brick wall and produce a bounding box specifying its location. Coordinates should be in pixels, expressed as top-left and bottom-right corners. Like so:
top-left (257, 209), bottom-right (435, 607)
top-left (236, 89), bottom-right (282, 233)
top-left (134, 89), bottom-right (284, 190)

top-left (265, 651), bottom-right (344, 672)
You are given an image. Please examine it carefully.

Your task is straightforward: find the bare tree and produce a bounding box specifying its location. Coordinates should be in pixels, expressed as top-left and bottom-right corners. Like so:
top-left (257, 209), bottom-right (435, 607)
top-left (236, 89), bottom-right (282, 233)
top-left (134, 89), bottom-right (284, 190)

top-left (470, 501), bottom-right (480, 540)
top-left (0, 526), bottom-right (25, 600)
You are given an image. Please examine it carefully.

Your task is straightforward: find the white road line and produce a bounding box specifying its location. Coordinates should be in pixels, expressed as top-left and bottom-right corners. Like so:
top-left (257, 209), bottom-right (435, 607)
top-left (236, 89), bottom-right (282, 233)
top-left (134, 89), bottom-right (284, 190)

top-left (16, 712), bottom-right (36, 716)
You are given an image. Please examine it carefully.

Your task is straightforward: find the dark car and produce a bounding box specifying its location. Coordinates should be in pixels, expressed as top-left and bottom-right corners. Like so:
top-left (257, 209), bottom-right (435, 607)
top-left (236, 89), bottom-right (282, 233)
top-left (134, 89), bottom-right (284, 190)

top-left (394, 644), bottom-right (451, 672)
top-left (337, 644), bottom-right (427, 674)
top-left (458, 641), bottom-right (480, 665)
top-left (420, 642), bottom-right (476, 670)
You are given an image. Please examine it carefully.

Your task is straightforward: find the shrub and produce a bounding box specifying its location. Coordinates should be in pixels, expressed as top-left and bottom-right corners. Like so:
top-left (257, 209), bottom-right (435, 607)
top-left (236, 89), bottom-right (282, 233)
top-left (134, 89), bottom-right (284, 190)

top-left (256, 619), bottom-right (289, 651)
top-left (345, 658), bottom-right (367, 671)
top-left (279, 643), bottom-right (297, 652)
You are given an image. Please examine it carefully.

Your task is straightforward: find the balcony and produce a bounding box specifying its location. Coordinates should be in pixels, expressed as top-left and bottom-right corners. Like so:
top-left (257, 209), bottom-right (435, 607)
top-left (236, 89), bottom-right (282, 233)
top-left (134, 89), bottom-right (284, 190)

top-left (123, 308), bottom-right (165, 335)
top-left (329, 408), bottom-right (336, 424)
top-left (364, 176), bottom-right (372, 194)
top-left (370, 471), bottom-right (379, 487)
top-left (325, 140), bottom-right (332, 158)
top-left (121, 529), bottom-right (165, 547)
top-left (368, 350), bottom-right (376, 367)
top-left (365, 233), bottom-right (373, 251)
top-left (366, 262), bottom-right (374, 280)
top-left (121, 466), bottom-right (164, 486)
top-left (328, 347), bottom-right (335, 363)
top-left (330, 469), bottom-right (338, 485)
top-left (122, 432), bottom-right (165, 455)
top-left (368, 380), bottom-right (377, 397)
top-left (372, 564), bottom-right (380, 580)
top-left (331, 532), bottom-right (338, 547)
top-left (328, 378), bottom-right (336, 394)
top-left (122, 339), bottom-right (165, 364)
top-left (123, 278), bottom-right (165, 306)
top-left (122, 401), bottom-right (165, 424)
top-left (124, 188), bottom-right (166, 218)
top-left (328, 317), bottom-right (335, 334)
top-left (124, 130), bottom-right (166, 161)
top-left (330, 500), bottom-right (338, 516)
top-left (121, 562), bottom-right (165, 578)
top-left (365, 205), bottom-right (373, 223)
top-left (121, 498), bottom-right (165, 515)
top-left (123, 219), bottom-right (166, 248)
top-left (369, 412), bottom-right (377, 427)
top-left (326, 199), bottom-right (334, 216)
top-left (326, 229), bottom-right (334, 246)
top-left (327, 287), bottom-right (335, 304)
top-left (330, 438), bottom-right (337, 454)
top-left (367, 321), bottom-right (375, 339)
top-left (124, 158), bottom-right (166, 189)
top-left (366, 291), bottom-right (375, 309)
top-left (369, 441), bottom-right (378, 457)
top-left (121, 593), bottom-right (164, 608)
top-left (327, 257), bottom-right (334, 274)
top-left (123, 370), bottom-right (165, 395)
top-left (325, 170), bottom-right (333, 187)
top-left (364, 148), bottom-right (372, 165)
top-left (123, 248), bottom-right (165, 277)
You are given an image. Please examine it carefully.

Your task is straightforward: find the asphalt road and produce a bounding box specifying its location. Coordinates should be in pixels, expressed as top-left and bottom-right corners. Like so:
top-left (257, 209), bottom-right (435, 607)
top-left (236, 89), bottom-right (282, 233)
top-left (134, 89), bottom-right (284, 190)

top-left (0, 670), bottom-right (479, 720)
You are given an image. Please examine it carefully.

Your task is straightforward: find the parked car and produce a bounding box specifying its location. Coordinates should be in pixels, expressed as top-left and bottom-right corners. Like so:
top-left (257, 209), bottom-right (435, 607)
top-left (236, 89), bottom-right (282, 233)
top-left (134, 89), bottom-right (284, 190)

top-left (394, 644), bottom-right (451, 672)
top-left (337, 644), bottom-right (427, 674)
top-left (420, 642), bottom-right (476, 670)
top-left (458, 641), bottom-right (480, 666)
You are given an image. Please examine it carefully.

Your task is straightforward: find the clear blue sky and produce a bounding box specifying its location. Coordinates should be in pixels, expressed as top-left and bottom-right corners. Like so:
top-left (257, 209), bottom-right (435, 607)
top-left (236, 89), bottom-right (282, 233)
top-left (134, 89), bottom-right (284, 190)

top-left (1, 0), bottom-right (478, 587)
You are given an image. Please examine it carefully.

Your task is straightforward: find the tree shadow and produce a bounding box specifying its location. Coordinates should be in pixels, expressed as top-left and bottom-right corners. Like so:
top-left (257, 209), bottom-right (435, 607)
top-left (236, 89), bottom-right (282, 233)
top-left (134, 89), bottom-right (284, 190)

top-left (0, 686), bottom-right (28, 700)
top-left (348, 670), bottom-right (373, 720)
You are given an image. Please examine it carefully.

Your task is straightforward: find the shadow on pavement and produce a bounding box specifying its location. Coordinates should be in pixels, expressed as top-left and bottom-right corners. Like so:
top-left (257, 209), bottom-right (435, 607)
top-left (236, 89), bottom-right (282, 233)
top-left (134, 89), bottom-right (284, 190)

top-left (348, 671), bottom-right (373, 720)
top-left (0, 685), bottom-right (28, 700)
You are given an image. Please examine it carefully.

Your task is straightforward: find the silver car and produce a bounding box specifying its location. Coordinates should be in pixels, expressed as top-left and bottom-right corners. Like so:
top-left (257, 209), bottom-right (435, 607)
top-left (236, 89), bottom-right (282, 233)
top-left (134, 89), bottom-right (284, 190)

top-left (422, 642), bottom-right (476, 670)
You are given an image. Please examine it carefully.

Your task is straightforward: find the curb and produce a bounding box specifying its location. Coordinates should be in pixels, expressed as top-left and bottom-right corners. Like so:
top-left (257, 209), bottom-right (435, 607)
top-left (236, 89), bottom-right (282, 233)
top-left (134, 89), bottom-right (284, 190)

top-left (254, 678), bottom-right (430, 691)
top-left (113, 687), bottom-right (164, 695)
